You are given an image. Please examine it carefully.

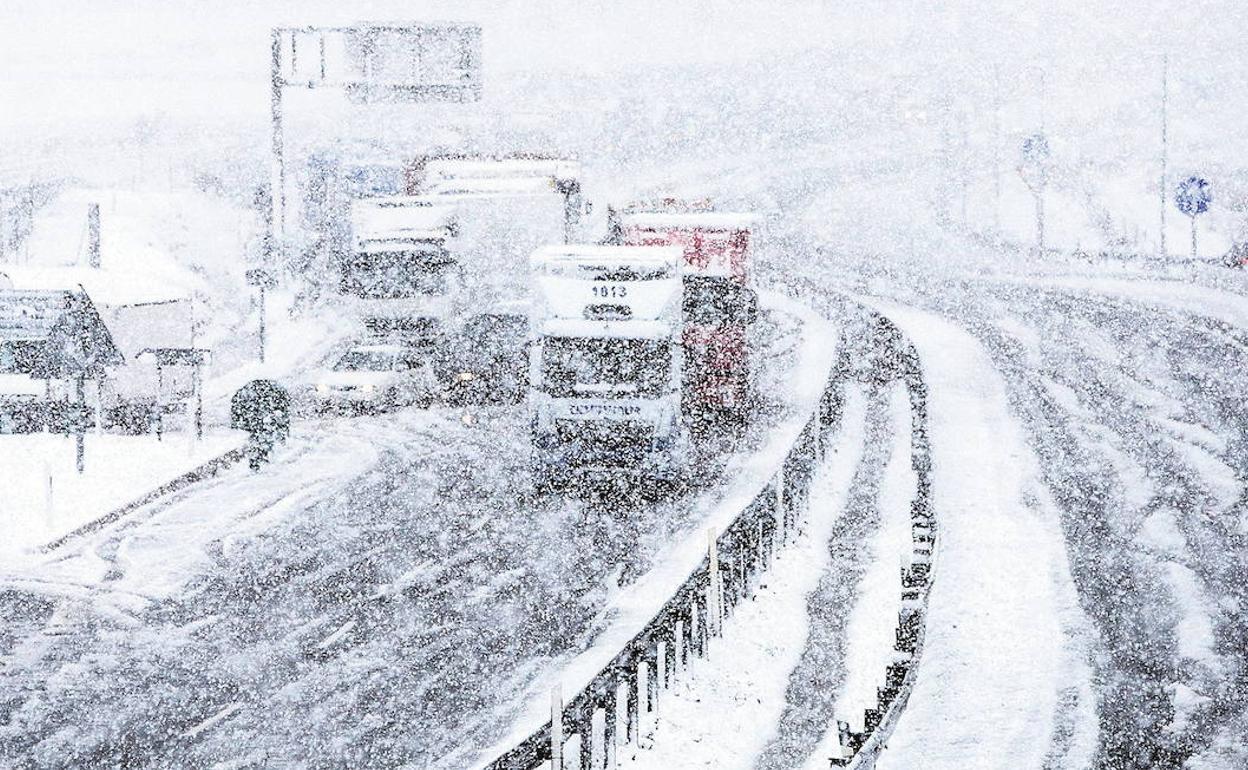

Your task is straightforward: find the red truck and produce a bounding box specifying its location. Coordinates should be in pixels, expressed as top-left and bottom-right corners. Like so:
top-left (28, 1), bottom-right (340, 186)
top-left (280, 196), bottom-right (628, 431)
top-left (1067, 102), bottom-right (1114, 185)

top-left (617, 202), bottom-right (758, 427)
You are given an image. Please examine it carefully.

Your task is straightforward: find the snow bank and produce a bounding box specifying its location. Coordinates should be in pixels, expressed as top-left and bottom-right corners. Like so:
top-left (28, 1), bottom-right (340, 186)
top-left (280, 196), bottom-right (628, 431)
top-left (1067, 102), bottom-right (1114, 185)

top-left (866, 302), bottom-right (1098, 770)
top-left (1, 430), bottom-right (242, 557)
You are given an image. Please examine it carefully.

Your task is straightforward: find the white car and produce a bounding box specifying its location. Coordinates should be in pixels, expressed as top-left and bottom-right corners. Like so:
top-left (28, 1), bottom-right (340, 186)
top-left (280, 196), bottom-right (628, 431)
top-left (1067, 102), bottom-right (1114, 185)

top-left (308, 344), bottom-right (437, 414)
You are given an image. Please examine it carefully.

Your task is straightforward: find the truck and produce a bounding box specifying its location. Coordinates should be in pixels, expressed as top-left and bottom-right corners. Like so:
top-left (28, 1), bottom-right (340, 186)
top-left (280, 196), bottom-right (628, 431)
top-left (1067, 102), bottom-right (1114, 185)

top-left (344, 195), bottom-right (460, 354)
top-left (414, 155), bottom-right (592, 306)
top-left (616, 204), bottom-right (758, 427)
top-left (412, 155), bottom-right (594, 401)
top-left (528, 244), bottom-right (685, 491)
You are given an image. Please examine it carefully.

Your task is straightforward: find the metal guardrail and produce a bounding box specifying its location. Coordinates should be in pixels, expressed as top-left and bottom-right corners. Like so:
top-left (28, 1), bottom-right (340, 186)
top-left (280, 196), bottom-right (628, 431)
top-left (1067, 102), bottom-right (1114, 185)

top-left (482, 308), bottom-right (932, 770)
top-left (831, 316), bottom-right (934, 767)
top-left (483, 322), bottom-right (849, 770)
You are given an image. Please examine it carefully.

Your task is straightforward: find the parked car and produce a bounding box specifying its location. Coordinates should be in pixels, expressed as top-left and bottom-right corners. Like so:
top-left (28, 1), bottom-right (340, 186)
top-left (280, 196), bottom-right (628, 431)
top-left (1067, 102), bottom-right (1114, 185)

top-left (1222, 242), bottom-right (1248, 268)
top-left (306, 344), bottom-right (437, 414)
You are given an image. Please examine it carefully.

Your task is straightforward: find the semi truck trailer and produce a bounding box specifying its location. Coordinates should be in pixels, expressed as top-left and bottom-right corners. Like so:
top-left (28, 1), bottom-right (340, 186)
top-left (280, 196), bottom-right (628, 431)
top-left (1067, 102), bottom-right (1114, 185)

top-left (617, 205), bottom-right (758, 427)
top-left (528, 244), bottom-right (685, 490)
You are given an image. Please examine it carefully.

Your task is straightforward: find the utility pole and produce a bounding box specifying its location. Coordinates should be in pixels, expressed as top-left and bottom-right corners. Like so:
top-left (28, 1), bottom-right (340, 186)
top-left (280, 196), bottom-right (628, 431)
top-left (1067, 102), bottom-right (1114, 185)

top-left (1159, 53), bottom-right (1169, 257)
top-left (992, 64), bottom-right (1003, 233)
top-left (270, 29), bottom-right (285, 271)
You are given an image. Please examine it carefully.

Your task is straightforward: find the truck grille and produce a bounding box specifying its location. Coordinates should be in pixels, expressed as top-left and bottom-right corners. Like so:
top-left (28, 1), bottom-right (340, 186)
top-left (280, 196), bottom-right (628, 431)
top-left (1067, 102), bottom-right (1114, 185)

top-left (555, 419), bottom-right (653, 461)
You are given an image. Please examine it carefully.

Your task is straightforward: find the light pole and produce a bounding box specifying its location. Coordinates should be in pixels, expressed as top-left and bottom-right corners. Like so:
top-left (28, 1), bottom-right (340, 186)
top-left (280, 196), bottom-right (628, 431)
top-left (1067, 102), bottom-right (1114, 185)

top-left (1159, 54), bottom-right (1169, 257)
top-left (1018, 133), bottom-right (1051, 256)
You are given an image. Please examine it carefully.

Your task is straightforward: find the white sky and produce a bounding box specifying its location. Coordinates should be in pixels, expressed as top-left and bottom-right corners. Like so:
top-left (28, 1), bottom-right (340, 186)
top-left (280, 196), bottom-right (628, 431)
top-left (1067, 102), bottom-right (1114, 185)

top-left (1, 1), bottom-right (1245, 163)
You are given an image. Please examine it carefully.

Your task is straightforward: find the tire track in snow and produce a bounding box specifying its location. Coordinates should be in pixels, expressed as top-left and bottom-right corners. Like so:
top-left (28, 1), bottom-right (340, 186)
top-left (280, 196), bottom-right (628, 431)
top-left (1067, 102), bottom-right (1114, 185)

top-left (968, 284), bottom-right (1248, 767)
top-left (752, 378), bottom-right (895, 770)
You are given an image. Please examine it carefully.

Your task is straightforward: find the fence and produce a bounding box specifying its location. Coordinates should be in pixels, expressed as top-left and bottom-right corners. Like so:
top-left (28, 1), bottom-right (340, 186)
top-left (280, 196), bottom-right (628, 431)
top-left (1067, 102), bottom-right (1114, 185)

top-left (482, 310), bottom-right (930, 770)
top-left (831, 319), bottom-right (934, 767)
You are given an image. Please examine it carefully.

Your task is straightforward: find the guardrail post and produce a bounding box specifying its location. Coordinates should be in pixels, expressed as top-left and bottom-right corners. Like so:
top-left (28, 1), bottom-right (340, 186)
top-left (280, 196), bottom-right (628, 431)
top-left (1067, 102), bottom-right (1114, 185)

top-left (707, 528), bottom-right (722, 638)
top-left (590, 705), bottom-right (605, 769)
top-left (674, 619), bottom-right (685, 675)
top-left (757, 516), bottom-right (768, 573)
top-left (774, 476), bottom-right (786, 548)
top-left (625, 662), bottom-right (640, 747)
top-left (551, 685), bottom-right (563, 770)
top-left (611, 673), bottom-right (628, 763)
top-left (657, 638), bottom-right (668, 693)
top-left (643, 653), bottom-right (653, 743)
top-left (605, 680), bottom-right (620, 769)
top-left (579, 701), bottom-right (594, 770)
top-left (690, 596), bottom-right (703, 659)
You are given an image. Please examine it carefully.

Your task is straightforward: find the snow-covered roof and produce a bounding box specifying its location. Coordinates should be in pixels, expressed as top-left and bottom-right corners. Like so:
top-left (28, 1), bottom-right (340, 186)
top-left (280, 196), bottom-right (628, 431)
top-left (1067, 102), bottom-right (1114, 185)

top-left (423, 157), bottom-right (579, 182)
top-left (352, 197), bottom-right (457, 235)
top-left (540, 318), bottom-right (674, 340)
top-left (357, 235), bottom-right (454, 253)
top-left (425, 176), bottom-right (566, 197)
top-left (0, 265), bottom-right (189, 306)
top-left (532, 244), bottom-right (682, 270)
top-left (620, 211), bottom-right (757, 230)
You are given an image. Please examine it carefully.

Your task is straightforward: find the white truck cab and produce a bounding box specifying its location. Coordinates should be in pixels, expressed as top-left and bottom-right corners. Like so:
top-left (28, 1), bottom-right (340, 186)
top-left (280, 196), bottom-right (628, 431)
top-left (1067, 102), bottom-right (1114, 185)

top-left (528, 244), bottom-right (685, 489)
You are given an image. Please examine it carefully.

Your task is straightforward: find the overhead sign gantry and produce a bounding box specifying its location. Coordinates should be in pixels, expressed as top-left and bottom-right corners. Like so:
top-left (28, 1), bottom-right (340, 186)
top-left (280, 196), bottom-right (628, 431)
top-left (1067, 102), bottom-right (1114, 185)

top-left (267, 22), bottom-right (483, 261)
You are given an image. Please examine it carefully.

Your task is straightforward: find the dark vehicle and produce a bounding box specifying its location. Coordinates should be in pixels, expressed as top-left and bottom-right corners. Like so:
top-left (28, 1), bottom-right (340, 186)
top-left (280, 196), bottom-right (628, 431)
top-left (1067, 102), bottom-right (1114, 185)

top-left (1223, 242), bottom-right (1248, 268)
top-left (231, 379), bottom-right (291, 469)
top-left (435, 313), bottom-right (529, 405)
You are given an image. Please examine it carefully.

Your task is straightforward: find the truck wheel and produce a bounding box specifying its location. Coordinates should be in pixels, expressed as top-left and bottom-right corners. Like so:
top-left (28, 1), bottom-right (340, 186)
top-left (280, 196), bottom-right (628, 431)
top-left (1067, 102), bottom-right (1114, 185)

top-left (639, 469), bottom-right (681, 501)
top-left (531, 459), bottom-right (566, 496)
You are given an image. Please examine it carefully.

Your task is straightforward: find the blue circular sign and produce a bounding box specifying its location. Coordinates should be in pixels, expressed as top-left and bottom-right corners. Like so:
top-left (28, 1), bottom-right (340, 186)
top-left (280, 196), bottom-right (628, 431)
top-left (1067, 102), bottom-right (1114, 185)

top-left (1021, 133), bottom-right (1051, 164)
top-left (1175, 176), bottom-right (1212, 217)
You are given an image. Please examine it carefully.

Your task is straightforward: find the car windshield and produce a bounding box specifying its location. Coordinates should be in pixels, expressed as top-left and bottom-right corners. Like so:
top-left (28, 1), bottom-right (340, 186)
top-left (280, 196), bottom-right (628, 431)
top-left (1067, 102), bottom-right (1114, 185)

top-left (541, 337), bottom-right (670, 398)
top-left (333, 350), bottom-right (396, 372)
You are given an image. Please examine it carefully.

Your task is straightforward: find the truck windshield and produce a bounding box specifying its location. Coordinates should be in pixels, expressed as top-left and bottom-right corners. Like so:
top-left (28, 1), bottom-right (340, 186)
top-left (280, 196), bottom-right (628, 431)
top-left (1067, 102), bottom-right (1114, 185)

top-left (541, 337), bottom-right (671, 398)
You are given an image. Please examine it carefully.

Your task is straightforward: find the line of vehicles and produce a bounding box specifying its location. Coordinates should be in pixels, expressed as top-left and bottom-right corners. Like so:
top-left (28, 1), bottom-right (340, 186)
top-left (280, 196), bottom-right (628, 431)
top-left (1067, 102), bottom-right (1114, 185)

top-left (291, 153), bottom-right (761, 488)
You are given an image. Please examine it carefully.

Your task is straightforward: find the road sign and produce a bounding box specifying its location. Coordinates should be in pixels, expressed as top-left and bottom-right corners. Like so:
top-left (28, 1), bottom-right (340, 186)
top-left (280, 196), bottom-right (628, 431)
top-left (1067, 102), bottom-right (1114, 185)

top-left (1175, 176), bottom-right (1212, 217)
top-left (273, 23), bottom-right (483, 104)
top-left (1017, 133), bottom-right (1051, 194)
top-left (246, 268), bottom-right (278, 289)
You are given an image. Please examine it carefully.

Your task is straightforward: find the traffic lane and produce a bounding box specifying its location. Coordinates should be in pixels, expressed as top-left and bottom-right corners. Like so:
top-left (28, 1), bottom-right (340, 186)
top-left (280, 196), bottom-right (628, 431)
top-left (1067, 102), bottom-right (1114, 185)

top-left (2, 313), bottom-right (806, 768)
top-left (929, 279), bottom-right (1248, 766)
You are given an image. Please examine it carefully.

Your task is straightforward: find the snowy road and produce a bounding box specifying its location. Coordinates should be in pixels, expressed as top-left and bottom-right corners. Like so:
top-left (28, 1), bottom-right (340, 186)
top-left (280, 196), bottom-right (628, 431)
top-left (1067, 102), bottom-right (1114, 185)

top-left (845, 272), bottom-right (1248, 769)
top-left (0, 304), bottom-right (824, 768)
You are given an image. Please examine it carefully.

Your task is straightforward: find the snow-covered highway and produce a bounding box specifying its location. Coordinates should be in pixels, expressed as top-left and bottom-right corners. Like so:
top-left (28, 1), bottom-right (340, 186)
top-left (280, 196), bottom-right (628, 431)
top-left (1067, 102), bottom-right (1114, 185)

top-left (0, 302), bottom-right (830, 768)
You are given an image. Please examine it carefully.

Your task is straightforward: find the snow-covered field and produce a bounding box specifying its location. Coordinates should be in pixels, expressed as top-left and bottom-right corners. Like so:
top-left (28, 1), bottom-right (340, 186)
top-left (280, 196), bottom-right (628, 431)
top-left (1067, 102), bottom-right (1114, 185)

top-left (1, 430), bottom-right (242, 556)
top-left (4, 2), bottom-right (1248, 769)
